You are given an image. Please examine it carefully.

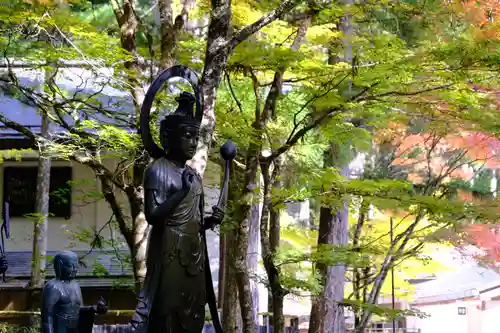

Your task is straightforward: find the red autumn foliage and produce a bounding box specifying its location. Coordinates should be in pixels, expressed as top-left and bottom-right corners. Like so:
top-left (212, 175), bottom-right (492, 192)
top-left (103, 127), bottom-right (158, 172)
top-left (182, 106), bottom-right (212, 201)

top-left (391, 131), bottom-right (500, 184)
top-left (448, 0), bottom-right (500, 40)
top-left (463, 224), bottom-right (500, 265)
top-left (458, 0), bottom-right (499, 27)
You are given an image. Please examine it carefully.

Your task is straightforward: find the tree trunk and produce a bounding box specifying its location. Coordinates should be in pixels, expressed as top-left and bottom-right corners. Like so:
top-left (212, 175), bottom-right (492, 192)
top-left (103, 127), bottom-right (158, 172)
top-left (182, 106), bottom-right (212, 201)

top-left (232, 141), bottom-right (261, 333)
top-left (248, 189), bottom-right (261, 324)
top-left (223, 232), bottom-right (240, 333)
top-left (127, 185), bottom-right (149, 292)
top-left (30, 65), bottom-right (56, 296)
top-left (158, 0), bottom-right (193, 69)
top-left (323, 183), bottom-right (349, 333)
top-left (308, 203), bottom-right (349, 333)
top-left (259, 17), bottom-right (311, 333)
top-left (222, 165), bottom-right (245, 333)
top-left (270, 159), bottom-right (284, 333)
top-left (352, 202), bottom-right (368, 328)
top-left (30, 73), bottom-right (52, 290)
top-left (308, 154), bottom-right (350, 333)
top-left (113, 0), bottom-right (153, 292)
top-left (190, 0), bottom-right (232, 175)
top-left (267, 161), bottom-right (281, 315)
top-left (193, 0), bottom-right (302, 175)
top-left (29, 107), bottom-right (51, 328)
top-left (309, 1), bottom-right (354, 331)
top-left (271, 293), bottom-right (285, 333)
top-left (261, 159), bottom-right (286, 333)
top-left (30, 112), bottom-right (51, 288)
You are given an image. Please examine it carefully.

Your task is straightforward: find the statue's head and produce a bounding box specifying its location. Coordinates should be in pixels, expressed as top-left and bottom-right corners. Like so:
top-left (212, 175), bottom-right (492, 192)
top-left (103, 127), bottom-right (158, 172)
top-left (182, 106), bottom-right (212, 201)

top-left (160, 92), bottom-right (200, 161)
top-left (53, 251), bottom-right (78, 281)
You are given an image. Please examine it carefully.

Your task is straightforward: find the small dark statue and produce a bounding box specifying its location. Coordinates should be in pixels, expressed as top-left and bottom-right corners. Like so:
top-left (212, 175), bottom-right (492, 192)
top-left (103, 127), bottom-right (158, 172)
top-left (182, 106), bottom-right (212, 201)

top-left (41, 251), bottom-right (108, 333)
top-left (131, 66), bottom-right (236, 333)
top-left (0, 201), bottom-right (10, 282)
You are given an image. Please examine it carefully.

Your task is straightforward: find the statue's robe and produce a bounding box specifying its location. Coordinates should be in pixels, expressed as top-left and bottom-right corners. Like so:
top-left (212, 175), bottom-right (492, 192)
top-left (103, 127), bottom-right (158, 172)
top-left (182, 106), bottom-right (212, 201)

top-left (42, 279), bottom-right (83, 333)
top-left (134, 157), bottom-right (207, 333)
top-left (42, 278), bottom-right (101, 333)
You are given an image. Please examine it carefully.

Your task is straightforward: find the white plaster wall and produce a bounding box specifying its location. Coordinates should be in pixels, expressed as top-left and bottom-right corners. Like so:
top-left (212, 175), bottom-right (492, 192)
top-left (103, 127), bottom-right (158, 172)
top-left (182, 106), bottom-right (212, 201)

top-left (405, 314), bottom-right (419, 331)
top-left (410, 301), bottom-right (471, 333)
top-left (0, 160), bottom-right (99, 251)
top-left (481, 300), bottom-right (500, 333)
top-left (0, 155), bottom-right (221, 251)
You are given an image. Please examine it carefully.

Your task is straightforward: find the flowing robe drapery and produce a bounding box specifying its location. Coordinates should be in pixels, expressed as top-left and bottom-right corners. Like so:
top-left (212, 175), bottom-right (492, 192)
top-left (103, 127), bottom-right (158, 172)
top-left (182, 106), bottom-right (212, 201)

top-left (133, 157), bottom-right (207, 333)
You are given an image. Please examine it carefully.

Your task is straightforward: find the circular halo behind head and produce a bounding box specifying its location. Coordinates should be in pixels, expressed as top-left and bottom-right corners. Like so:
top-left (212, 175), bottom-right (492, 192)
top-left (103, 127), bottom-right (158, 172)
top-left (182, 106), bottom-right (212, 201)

top-left (140, 65), bottom-right (204, 159)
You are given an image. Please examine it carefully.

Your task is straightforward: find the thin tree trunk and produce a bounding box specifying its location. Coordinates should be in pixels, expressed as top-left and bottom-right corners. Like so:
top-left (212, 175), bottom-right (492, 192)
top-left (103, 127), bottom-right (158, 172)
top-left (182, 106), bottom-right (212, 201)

top-left (111, 0), bottom-right (150, 291)
top-left (309, 1), bottom-right (354, 331)
top-left (308, 193), bottom-right (348, 333)
top-left (233, 143), bottom-right (260, 333)
top-left (30, 65), bottom-right (56, 296)
top-left (352, 202), bottom-right (367, 328)
top-left (309, 148), bottom-right (350, 333)
top-left (355, 212), bottom-right (424, 332)
top-left (255, 17), bottom-right (311, 333)
top-left (192, 0), bottom-right (303, 175)
top-left (267, 158), bottom-right (282, 314)
top-left (158, 0), bottom-right (193, 69)
top-left (128, 185), bottom-right (149, 292)
top-left (248, 188), bottom-right (261, 325)
top-left (323, 172), bottom-right (349, 333)
top-left (222, 166), bottom-right (245, 332)
top-left (28, 99), bottom-right (52, 328)
top-left (30, 69), bottom-right (53, 290)
top-left (223, 233), bottom-right (239, 333)
top-left (261, 159), bottom-right (286, 333)
top-left (190, 0), bottom-right (233, 176)
top-left (30, 112), bottom-right (51, 289)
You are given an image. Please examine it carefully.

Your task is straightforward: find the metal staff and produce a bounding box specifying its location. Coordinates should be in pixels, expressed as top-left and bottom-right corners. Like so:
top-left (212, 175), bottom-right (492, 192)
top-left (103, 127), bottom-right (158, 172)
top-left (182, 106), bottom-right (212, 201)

top-left (215, 139), bottom-right (237, 212)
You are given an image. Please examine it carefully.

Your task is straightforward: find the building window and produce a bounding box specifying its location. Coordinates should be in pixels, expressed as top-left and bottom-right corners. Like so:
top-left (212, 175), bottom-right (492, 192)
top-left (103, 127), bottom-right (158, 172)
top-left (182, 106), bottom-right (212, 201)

top-left (3, 166), bottom-right (72, 218)
top-left (458, 306), bottom-right (467, 315)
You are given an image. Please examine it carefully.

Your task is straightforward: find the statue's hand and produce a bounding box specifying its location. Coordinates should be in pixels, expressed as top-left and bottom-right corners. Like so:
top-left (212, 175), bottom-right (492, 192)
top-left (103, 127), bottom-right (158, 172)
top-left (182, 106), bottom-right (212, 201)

top-left (211, 206), bottom-right (225, 223)
top-left (182, 168), bottom-right (195, 190)
top-left (93, 297), bottom-right (108, 314)
top-left (204, 206), bottom-right (225, 230)
top-left (130, 316), bottom-right (147, 332)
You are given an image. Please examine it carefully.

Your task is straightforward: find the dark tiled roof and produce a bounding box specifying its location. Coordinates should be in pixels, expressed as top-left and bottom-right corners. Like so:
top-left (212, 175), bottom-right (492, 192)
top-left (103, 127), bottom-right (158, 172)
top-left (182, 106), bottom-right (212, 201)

top-left (1, 73), bottom-right (134, 139)
top-left (0, 280), bottom-right (29, 289)
top-left (0, 278), bottom-right (134, 289)
top-left (3, 250), bottom-right (133, 278)
top-left (76, 277), bottom-right (134, 288)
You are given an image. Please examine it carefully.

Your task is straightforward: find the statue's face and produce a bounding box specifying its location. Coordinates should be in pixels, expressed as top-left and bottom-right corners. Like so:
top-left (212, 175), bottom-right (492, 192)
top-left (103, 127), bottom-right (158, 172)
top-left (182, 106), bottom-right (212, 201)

top-left (163, 125), bottom-right (199, 160)
top-left (57, 253), bottom-right (78, 280)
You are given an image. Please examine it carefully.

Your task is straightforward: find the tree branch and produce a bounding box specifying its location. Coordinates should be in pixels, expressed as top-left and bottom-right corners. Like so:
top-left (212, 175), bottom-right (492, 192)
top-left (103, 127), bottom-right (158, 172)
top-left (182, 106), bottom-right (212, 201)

top-left (70, 153), bottom-right (127, 191)
top-left (226, 0), bottom-right (302, 51)
top-left (264, 81), bottom-right (382, 162)
top-left (180, 0), bottom-right (192, 21)
top-left (224, 70), bottom-right (243, 113)
top-left (0, 113), bottom-right (36, 140)
top-left (367, 83), bottom-right (455, 100)
top-left (100, 177), bottom-right (134, 249)
top-left (0, 108), bottom-right (128, 192)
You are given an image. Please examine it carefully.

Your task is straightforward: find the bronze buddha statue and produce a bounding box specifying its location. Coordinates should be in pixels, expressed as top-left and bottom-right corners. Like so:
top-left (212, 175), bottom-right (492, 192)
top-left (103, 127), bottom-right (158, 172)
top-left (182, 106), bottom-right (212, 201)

top-left (41, 250), bottom-right (107, 333)
top-left (131, 65), bottom-right (235, 333)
